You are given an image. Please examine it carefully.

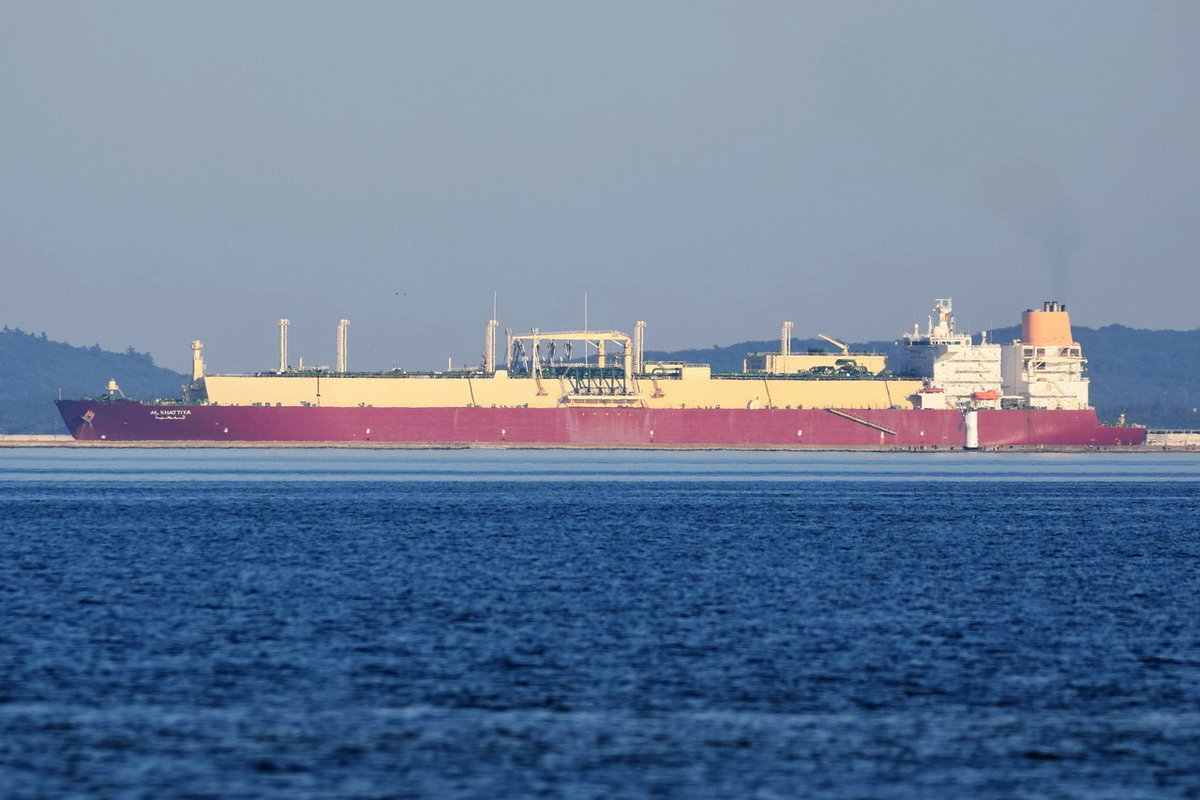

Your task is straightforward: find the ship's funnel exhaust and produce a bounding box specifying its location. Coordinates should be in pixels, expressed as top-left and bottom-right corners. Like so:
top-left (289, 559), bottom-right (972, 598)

top-left (1021, 300), bottom-right (1073, 346)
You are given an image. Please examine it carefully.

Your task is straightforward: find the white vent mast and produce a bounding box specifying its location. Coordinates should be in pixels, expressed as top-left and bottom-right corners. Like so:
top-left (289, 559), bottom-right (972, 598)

top-left (278, 319), bottom-right (289, 373)
top-left (336, 319), bottom-right (349, 373)
top-left (634, 321), bottom-right (646, 373)
top-left (484, 318), bottom-right (498, 373)
top-left (191, 340), bottom-right (205, 381)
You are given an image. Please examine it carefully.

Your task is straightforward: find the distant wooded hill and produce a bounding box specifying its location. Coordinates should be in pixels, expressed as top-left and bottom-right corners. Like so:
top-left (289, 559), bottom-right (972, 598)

top-left (2, 323), bottom-right (1198, 433)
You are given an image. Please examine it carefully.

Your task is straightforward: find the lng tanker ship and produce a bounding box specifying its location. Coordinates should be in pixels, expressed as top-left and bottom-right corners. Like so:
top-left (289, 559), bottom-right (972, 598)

top-left (56, 299), bottom-right (1145, 449)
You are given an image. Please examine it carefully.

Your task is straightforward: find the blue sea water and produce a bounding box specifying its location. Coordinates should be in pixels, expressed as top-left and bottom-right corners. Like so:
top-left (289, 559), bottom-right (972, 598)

top-left (2, 449), bottom-right (1199, 799)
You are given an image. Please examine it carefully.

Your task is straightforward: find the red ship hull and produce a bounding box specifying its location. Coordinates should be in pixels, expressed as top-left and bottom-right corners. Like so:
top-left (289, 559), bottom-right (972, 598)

top-left (55, 400), bottom-right (1145, 448)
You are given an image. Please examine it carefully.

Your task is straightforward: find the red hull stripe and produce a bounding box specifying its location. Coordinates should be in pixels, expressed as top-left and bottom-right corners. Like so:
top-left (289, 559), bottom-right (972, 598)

top-left (55, 401), bottom-right (1147, 447)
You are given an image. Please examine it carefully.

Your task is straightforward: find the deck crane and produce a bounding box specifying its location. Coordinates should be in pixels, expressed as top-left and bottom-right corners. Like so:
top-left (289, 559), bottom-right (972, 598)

top-left (817, 333), bottom-right (850, 355)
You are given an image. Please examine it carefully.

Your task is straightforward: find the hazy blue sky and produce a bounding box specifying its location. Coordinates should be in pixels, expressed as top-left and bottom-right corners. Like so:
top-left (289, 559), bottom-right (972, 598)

top-left (3, 2), bottom-right (1197, 373)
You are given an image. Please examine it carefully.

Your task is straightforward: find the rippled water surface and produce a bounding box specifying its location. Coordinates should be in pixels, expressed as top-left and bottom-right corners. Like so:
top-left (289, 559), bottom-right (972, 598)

top-left (2, 449), bottom-right (1199, 798)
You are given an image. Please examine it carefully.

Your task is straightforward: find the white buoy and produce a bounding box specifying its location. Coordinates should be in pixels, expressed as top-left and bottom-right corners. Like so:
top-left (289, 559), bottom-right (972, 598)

top-left (964, 409), bottom-right (980, 450)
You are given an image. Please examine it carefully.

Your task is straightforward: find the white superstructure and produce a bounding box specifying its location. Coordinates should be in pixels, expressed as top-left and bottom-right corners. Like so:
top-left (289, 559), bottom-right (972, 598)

top-left (892, 298), bottom-right (1089, 411)
top-left (894, 299), bottom-right (1003, 409)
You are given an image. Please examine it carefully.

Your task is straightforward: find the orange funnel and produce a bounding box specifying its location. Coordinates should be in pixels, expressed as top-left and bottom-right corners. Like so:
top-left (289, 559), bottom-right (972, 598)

top-left (1021, 301), bottom-right (1074, 346)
